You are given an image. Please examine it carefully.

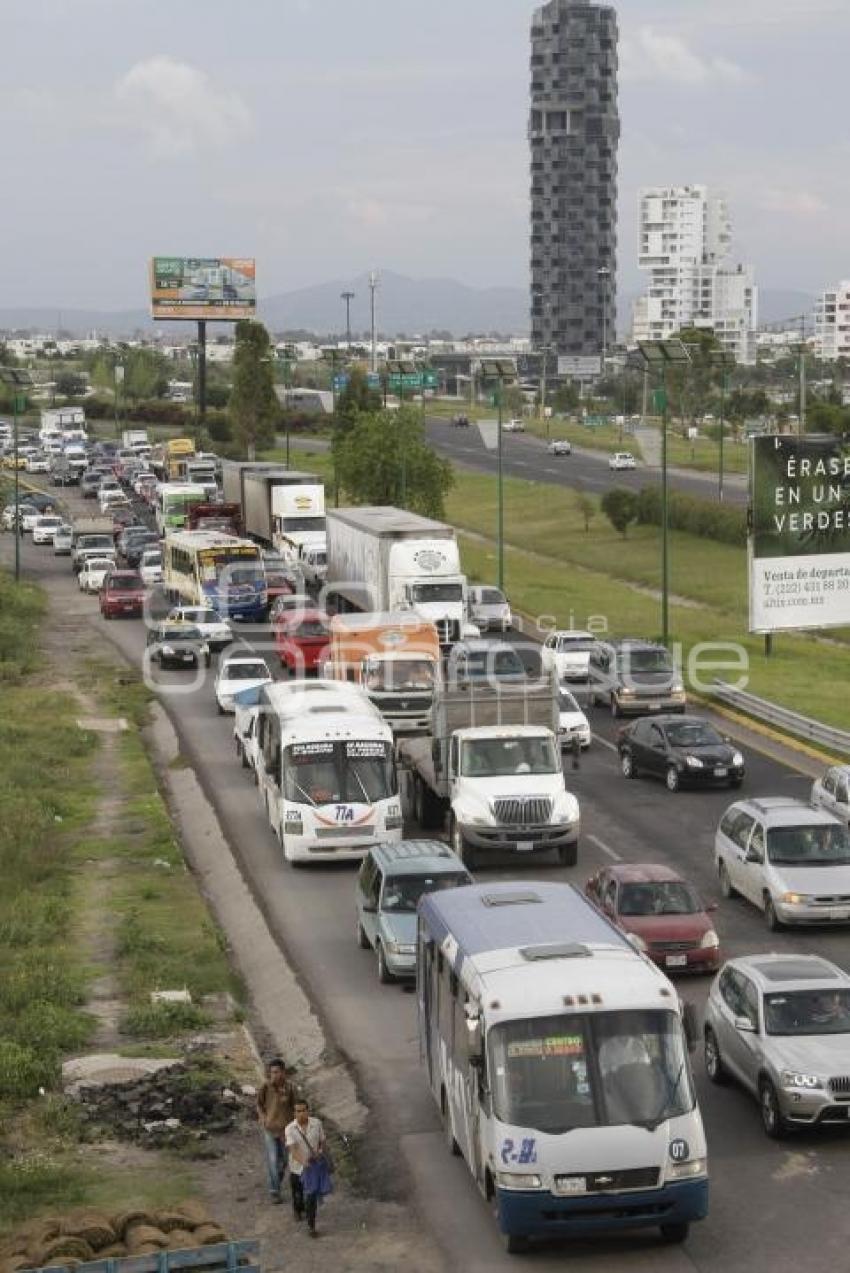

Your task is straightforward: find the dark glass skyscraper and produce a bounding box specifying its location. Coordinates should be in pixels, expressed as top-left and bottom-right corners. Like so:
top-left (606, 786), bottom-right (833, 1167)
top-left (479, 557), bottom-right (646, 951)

top-left (529, 1), bottom-right (619, 357)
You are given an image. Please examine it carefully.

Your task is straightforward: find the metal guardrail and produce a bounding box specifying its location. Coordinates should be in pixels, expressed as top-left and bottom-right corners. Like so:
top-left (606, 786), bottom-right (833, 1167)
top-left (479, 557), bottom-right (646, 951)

top-left (711, 679), bottom-right (850, 758)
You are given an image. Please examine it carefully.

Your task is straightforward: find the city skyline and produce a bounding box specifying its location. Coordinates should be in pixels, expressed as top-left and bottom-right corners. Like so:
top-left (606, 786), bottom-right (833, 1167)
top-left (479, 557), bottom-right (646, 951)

top-left (3, 0), bottom-right (849, 311)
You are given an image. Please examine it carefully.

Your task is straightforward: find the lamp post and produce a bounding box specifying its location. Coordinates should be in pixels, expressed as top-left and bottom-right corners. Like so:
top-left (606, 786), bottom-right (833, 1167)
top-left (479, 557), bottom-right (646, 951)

top-left (341, 291), bottom-right (355, 350)
top-left (479, 359), bottom-right (514, 592)
top-left (637, 341), bottom-right (691, 649)
top-left (0, 367), bottom-right (35, 583)
top-left (711, 350), bottom-right (736, 503)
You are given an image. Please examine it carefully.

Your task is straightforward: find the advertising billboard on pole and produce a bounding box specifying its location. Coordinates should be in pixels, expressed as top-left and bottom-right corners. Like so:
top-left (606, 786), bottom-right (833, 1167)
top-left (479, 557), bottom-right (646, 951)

top-left (149, 257), bottom-right (256, 321)
top-left (749, 434), bottom-right (850, 633)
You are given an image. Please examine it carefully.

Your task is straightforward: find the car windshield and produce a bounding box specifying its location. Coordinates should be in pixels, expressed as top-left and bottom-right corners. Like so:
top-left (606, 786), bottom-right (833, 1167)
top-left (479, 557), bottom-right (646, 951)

top-left (183, 609), bottom-right (220, 623)
top-left (142, 553), bottom-right (161, 565)
top-left (109, 576), bottom-right (142, 591)
top-left (283, 740), bottom-right (395, 805)
top-left (364, 658), bottom-right (435, 693)
top-left (617, 649), bottom-right (673, 674)
top-left (461, 735), bottom-right (559, 777)
top-left (556, 636), bottom-right (594, 652)
top-left (664, 722), bottom-right (723, 748)
top-left (618, 881), bottom-right (701, 916)
top-left (162, 627), bottom-right (201, 641)
top-left (411, 582), bottom-right (463, 604)
top-left (767, 823), bottom-right (850, 866)
top-left (489, 1010), bottom-right (693, 1135)
top-left (764, 989), bottom-right (850, 1036)
top-left (87, 559), bottom-right (114, 570)
top-left (225, 662), bottom-right (269, 681)
top-left (558, 691), bottom-right (580, 713)
top-left (457, 649), bottom-right (524, 681)
top-left (479, 589), bottom-right (506, 606)
top-left (380, 872), bottom-right (470, 913)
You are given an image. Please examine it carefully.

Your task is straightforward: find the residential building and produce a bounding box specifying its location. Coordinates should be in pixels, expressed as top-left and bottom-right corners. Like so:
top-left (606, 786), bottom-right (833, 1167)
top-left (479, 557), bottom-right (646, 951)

top-left (529, 0), bottom-right (620, 358)
top-left (631, 184), bottom-right (758, 364)
top-left (814, 282), bottom-right (850, 361)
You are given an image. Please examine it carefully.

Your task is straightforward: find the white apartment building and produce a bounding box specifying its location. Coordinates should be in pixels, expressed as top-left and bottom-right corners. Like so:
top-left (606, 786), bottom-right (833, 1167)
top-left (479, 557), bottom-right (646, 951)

top-left (631, 184), bottom-right (758, 364)
top-left (814, 282), bottom-right (850, 361)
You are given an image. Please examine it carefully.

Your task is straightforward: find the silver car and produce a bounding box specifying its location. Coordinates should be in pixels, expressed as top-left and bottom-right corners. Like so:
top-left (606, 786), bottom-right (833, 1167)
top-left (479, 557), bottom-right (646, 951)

top-left (714, 797), bottom-right (850, 929)
top-left (468, 585), bottom-right (512, 633)
top-left (704, 954), bottom-right (850, 1138)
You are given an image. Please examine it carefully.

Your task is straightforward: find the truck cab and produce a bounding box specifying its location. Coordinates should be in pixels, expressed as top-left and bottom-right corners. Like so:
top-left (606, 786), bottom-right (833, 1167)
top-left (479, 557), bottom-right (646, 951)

top-left (326, 613), bottom-right (441, 733)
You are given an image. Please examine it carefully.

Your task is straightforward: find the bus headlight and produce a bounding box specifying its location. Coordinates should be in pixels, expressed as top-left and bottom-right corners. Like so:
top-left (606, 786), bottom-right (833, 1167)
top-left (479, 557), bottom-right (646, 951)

top-left (496, 1172), bottom-right (543, 1191)
top-left (666, 1156), bottom-right (706, 1182)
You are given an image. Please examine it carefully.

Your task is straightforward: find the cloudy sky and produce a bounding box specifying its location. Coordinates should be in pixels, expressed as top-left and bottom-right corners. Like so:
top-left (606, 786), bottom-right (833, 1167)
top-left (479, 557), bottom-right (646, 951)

top-left (4, 0), bottom-right (849, 311)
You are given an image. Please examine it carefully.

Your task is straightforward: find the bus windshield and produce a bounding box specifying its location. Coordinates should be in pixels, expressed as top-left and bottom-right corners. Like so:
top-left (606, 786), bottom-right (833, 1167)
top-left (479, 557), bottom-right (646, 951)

top-left (489, 1009), bottom-right (693, 1135)
top-left (283, 740), bottom-right (395, 806)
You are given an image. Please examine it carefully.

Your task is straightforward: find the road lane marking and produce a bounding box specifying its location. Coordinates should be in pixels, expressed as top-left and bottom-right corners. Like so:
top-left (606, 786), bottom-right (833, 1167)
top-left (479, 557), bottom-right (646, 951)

top-left (587, 833), bottom-right (622, 862)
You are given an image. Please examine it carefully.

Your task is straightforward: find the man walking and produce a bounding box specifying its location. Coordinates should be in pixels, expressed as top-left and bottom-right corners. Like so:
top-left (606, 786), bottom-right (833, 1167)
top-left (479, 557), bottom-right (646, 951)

top-left (285, 1098), bottom-right (329, 1236)
top-left (256, 1058), bottom-right (296, 1204)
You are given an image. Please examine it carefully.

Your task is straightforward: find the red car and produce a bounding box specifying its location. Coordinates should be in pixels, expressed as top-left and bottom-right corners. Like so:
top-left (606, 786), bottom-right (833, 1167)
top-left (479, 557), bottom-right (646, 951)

top-left (585, 863), bottom-right (720, 974)
top-left (273, 607), bottom-right (329, 675)
top-left (100, 570), bottom-right (145, 619)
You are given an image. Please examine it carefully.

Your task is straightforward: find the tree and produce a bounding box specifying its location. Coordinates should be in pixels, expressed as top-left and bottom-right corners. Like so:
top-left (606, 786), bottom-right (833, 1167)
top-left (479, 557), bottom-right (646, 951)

top-left (666, 327), bottom-right (724, 425)
top-left (575, 488), bottom-right (596, 534)
top-left (228, 321), bottom-right (279, 458)
top-left (601, 487), bottom-right (638, 538)
top-left (335, 367), bottom-right (382, 433)
top-left (123, 348), bottom-right (169, 401)
top-left (553, 381), bottom-right (579, 414)
top-left (55, 371), bottom-right (87, 399)
top-left (333, 406), bottom-right (453, 517)
top-left (500, 384), bottom-right (525, 417)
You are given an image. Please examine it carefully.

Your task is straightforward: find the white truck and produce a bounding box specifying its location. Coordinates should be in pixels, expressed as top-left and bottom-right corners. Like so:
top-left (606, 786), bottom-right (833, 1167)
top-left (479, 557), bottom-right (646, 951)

top-left (397, 678), bottom-right (580, 868)
top-left (272, 482), bottom-right (326, 561)
top-left (254, 680), bottom-right (403, 864)
top-left (326, 506), bottom-right (475, 648)
top-left (222, 463), bottom-right (322, 548)
top-left (40, 406), bottom-right (87, 444)
top-left (71, 515), bottom-right (116, 573)
top-left (122, 429), bottom-right (150, 452)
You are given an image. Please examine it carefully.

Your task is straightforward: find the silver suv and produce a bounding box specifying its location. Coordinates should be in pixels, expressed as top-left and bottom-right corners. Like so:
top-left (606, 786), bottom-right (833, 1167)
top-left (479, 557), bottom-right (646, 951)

top-left (714, 797), bottom-right (850, 929)
top-left (704, 954), bottom-right (850, 1137)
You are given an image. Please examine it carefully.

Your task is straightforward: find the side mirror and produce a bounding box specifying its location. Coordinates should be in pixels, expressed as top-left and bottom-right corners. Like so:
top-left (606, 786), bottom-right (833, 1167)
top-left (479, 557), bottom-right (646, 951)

top-left (734, 1015), bottom-right (756, 1034)
top-left (682, 1002), bottom-right (699, 1053)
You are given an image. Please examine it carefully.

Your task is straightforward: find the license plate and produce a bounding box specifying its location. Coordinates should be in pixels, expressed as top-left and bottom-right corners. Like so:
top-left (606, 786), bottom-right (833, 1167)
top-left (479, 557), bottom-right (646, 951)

top-left (648, 702), bottom-right (661, 711)
top-left (715, 767), bottom-right (728, 778)
top-left (830, 910), bottom-right (850, 921)
top-left (556, 1177), bottom-right (586, 1195)
top-left (666, 954), bottom-right (688, 968)
top-left (517, 841), bottom-right (534, 852)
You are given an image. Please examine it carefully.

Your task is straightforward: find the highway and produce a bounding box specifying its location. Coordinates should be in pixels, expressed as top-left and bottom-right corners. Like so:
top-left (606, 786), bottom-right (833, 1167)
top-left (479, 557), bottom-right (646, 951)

top-left (423, 416), bottom-right (749, 508)
top-left (11, 491), bottom-right (850, 1273)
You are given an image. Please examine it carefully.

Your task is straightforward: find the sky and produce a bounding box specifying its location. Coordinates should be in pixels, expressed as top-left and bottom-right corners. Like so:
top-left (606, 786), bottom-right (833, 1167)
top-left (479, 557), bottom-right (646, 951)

top-left (3, 0), bottom-right (850, 313)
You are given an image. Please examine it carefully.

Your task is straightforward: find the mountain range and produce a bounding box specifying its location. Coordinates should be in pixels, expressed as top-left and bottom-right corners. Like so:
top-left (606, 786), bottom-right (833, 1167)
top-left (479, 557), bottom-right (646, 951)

top-left (0, 271), bottom-right (815, 339)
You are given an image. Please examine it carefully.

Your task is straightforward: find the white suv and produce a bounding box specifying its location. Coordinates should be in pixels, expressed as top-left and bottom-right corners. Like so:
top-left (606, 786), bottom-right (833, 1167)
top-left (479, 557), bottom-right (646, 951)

top-left (714, 797), bottom-right (850, 930)
top-left (609, 452), bottom-right (636, 470)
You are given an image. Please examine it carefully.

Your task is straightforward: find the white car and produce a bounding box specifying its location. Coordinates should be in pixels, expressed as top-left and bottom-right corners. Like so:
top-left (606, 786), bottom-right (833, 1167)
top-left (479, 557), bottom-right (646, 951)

top-left (609, 451), bottom-right (636, 470)
top-left (99, 489), bottom-right (130, 514)
top-left (26, 455), bottom-right (50, 473)
top-left (548, 439), bottom-right (572, 456)
top-left (299, 546), bottom-right (327, 589)
top-left (214, 652), bottom-right (273, 714)
top-left (557, 688), bottom-right (591, 750)
top-left (811, 766), bottom-right (850, 826)
top-left (167, 606), bottom-right (233, 652)
top-left (502, 418), bottom-right (525, 433)
top-left (468, 585), bottom-right (512, 633)
top-left (79, 556), bottom-right (116, 593)
top-left (132, 472), bottom-right (157, 495)
top-left (139, 549), bottom-right (163, 587)
top-left (541, 629), bottom-right (596, 683)
top-left (31, 515), bottom-right (64, 544)
top-left (53, 524), bottom-right (73, 555)
top-left (20, 506), bottom-right (44, 533)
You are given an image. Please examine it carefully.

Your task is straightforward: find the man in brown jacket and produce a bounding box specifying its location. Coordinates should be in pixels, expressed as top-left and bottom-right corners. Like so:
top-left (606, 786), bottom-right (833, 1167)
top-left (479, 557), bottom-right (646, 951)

top-left (256, 1057), bottom-right (296, 1202)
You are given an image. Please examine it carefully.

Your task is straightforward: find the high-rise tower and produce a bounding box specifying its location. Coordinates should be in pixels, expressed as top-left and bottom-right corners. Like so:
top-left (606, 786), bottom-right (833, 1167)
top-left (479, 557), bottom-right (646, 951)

top-left (530, 1), bottom-right (620, 358)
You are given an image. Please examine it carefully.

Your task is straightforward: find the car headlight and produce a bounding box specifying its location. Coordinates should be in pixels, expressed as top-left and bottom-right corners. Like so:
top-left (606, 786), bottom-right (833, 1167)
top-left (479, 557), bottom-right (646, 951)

top-left (782, 892), bottom-right (810, 905)
top-left (671, 682), bottom-right (685, 695)
top-left (161, 645), bottom-right (175, 656)
top-left (619, 686), bottom-right (636, 697)
top-left (685, 755), bottom-right (704, 769)
top-left (386, 941), bottom-right (416, 956)
top-left (496, 1172), bottom-right (543, 1191)
top-left (782, 1070), bottom-right (823, 1090)
top-left (699, 929), bottom-right (719, 949)
top-left (666, 1156), bottom-right (707, 1181)
top-left (731, 752), bottom-right (744, 767)
top-left (627, 932), bottom-right (648, 952)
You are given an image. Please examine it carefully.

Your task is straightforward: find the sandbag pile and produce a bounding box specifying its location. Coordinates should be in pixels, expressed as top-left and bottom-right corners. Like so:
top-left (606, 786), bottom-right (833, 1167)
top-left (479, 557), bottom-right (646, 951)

top-left (0, 1203), bottom-right (229, 1273)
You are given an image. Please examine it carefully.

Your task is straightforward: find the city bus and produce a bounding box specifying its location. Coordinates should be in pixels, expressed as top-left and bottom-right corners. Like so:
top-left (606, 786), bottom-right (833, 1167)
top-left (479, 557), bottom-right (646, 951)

top-left (162, 529), bottom-right (267, 620)
top-left (417, 881), bottom-right (707, 1255)
top-left (155, 482), bottom-right (208, 534)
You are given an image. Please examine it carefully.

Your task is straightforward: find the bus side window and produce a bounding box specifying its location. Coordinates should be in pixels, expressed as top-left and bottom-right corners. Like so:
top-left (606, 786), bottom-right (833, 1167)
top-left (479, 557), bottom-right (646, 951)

top-left (438, 954), bottom-right (453, 1047)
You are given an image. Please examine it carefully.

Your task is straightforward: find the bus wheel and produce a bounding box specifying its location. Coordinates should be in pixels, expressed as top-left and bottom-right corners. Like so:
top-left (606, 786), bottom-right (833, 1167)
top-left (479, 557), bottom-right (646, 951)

top-left (505, 1234), bottom-right (530, 1255)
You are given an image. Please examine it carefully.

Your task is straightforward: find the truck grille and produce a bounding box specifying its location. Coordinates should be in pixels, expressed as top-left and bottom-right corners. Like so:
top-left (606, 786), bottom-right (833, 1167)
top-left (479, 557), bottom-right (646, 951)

top-left (377, 694), bottom-right (432, 715)
top-left (828, 1076), bottom-right (850, 1097)
top-left (554, 1167), bottom-right (659, 1195)
top-left (493, 797), bottom-right (553, 826)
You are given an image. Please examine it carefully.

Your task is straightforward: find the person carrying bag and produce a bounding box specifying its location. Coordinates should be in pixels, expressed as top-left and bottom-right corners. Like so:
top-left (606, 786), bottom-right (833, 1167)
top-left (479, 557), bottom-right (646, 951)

top-left (285, 1098), bottom-right (333, 1236)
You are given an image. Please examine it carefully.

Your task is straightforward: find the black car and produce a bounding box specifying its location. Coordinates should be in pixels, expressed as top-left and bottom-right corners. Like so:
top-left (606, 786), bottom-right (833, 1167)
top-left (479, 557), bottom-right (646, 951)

top-left (618, 714), bottom-right (745, 793)
top-left (146, 624), bottom-right (210, 670)
top-left (125, 534), bottom-right (160, 567)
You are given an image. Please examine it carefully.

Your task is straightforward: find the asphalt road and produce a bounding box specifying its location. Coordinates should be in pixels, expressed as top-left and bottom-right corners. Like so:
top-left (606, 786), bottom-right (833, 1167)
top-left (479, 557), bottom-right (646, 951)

top-left (10, 492), bottom-right (850, 1273)
top-left (424, 416), bottom-right (749, 508)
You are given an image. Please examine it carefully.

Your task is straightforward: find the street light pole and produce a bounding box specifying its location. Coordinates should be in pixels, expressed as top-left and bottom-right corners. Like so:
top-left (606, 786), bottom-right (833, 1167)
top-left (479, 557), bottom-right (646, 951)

top-left (497, 374), bottom-right (504, 592)
top-left (341, 291), bottom-right (355, 350)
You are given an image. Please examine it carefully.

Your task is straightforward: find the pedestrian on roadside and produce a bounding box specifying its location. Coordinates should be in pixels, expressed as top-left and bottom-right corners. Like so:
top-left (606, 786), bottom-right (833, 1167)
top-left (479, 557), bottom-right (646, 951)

top-left (256, 1057), bottom-right (296, 1204)
top-left (285, 1098), bottom-right (332, 1237)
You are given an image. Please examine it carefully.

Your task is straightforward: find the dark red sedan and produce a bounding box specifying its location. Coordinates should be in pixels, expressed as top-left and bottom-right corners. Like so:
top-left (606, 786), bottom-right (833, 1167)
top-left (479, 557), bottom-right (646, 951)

top-left (100, 570), bottom-right (145, 619)
top-left (273, 607), bottom-right (329, 675)
top-left (585, 862), bottom-right (720, 975)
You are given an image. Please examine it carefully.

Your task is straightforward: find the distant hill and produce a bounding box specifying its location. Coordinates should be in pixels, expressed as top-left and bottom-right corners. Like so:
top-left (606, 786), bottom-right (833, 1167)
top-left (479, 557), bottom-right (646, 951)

top-left (0, 270), bottom-right (531, 339)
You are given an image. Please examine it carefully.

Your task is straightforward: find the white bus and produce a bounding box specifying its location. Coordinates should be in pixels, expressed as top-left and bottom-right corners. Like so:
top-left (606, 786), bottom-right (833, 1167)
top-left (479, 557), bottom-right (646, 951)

top-left (162, 530), bottom-right (267, 621)
top-left (418, 881), bottom-right (707, 1255)
top-left (255, 681), bottom-right (402, 864)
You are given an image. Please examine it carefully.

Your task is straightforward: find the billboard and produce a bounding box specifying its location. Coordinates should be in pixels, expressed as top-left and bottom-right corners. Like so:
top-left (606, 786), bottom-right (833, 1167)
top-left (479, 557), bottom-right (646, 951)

top-left (749, 434), bottom-right (850, 633)
top-left (558, 355), bottom-right (601, 378)
top-left (150, 257), bottom-right (256, 321)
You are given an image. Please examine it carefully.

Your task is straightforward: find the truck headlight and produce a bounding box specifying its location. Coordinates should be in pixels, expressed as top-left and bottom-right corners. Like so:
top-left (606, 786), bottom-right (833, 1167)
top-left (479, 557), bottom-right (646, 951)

top-left (496, 1172), bottom-right (543, 1191)
top-left (699, 929), bottom-right (719, 949)
top-left (666, 1156), bottom-right (707, 1181)
top-left (782, 1071), bottom-right (822, 1090)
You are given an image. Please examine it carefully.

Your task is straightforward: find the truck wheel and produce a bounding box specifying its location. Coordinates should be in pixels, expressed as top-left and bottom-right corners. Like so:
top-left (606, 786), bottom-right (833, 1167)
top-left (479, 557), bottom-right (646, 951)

top-left (556, 842), bottom-right (578, 868)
